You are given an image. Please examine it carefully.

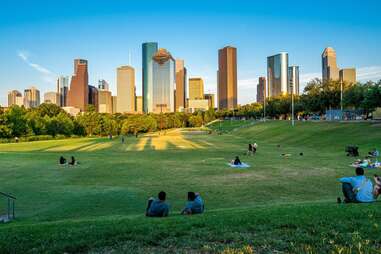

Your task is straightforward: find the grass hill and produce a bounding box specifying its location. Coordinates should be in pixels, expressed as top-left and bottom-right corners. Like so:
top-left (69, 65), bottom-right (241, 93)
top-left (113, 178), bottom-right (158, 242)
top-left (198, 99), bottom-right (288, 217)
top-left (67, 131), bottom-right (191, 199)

top-left (0, 121), bottom-right (380, 253)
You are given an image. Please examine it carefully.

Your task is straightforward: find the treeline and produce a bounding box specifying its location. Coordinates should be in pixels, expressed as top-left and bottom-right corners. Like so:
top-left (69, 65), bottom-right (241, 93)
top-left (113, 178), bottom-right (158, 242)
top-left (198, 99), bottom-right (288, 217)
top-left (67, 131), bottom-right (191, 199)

top-left (0, 103), bottom-right (217, 139)
top-left (218, 79), bottom-right (381, 119)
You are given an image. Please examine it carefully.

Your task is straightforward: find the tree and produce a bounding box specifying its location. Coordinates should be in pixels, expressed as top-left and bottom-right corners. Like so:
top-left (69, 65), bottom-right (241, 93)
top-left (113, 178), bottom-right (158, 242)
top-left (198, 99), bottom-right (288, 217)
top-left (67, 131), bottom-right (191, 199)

top-left (5, 105), bottom-right (29, 137)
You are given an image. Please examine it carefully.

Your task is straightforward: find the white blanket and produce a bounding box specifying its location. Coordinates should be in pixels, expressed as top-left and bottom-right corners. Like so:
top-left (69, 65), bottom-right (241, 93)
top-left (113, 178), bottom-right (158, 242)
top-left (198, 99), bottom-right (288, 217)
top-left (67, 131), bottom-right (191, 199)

top-left (228, 163), bottom-right (250, 168)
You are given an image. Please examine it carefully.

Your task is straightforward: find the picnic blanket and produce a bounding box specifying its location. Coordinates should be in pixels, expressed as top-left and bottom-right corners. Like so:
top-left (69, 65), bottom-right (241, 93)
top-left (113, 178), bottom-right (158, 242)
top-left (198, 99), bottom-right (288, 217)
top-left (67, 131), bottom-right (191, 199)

top-left (228, 163), bottom-right (250, 168)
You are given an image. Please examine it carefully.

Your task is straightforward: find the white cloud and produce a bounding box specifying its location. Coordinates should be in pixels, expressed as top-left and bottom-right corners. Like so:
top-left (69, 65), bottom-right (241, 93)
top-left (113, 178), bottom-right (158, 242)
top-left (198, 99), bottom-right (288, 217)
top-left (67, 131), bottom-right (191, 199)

top-left (357, 66), bottom-right (381, 81)
top-left (17, 50), bottom-right (56, 84)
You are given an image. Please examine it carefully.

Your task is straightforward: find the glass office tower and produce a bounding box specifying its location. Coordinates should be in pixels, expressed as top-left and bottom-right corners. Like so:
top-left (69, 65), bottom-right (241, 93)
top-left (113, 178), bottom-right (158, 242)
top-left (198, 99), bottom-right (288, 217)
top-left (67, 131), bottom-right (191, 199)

top-left (142, 42), bottom-right (158, 113)
top-left (151, 48), bottom-right (175, 113)
top-left (267, 52), bottom-right (288, 97)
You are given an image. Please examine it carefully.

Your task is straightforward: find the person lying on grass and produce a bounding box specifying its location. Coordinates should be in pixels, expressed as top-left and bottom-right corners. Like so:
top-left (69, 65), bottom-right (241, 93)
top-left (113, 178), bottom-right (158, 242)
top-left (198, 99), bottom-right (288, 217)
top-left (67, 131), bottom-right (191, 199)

top-left (146, 191), bottom-right (169, 217)
top-left (59, 156), bottom-right (66, 165)
top-left (337, 167), bottom-right (375, 203)
top-left (181, 192), bottom-right (204, 215)
top-left (68, 156), bottom-right (78, 166)
top-left (231, 156), bottom-right (242, 165)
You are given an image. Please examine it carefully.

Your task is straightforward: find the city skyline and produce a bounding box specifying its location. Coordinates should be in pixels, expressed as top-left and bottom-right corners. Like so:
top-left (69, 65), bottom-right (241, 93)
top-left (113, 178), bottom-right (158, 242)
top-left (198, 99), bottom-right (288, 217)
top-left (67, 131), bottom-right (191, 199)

top-left (1, 1), bottom-right (381, 106)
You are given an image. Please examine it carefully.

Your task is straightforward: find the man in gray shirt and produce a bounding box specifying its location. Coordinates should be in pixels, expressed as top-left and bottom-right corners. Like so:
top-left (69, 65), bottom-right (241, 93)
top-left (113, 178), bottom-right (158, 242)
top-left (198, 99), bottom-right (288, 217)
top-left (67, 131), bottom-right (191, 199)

top-left (146, 191), bottom-right (169, 217)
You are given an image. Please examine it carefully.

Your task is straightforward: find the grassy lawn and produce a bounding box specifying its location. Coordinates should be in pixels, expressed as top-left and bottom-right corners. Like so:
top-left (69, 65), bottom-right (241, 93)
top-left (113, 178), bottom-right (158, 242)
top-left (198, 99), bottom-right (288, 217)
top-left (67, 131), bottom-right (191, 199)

top-left (0, 121), bottom-right (381, 253)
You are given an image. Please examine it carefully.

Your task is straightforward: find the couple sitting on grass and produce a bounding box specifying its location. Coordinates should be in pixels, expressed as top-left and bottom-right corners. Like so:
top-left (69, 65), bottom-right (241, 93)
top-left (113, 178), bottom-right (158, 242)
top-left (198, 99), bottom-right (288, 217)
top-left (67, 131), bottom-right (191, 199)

top-left (338, 167), bottom-right (381, 203)
top-left (59, 156), bottom-right (78, 166)
top-left (146, 191), bottom-right (204, 217)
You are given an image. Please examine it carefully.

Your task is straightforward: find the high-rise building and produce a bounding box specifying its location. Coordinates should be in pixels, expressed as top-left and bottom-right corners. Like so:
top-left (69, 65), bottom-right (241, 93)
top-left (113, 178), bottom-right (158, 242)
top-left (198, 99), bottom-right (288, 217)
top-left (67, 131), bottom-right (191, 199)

top-left (24, 86), bottom-right (40, 108)
top-left (98, 79), bottom-right (109, 91)
top-left (136, 96), bottom-right (143, 113)
top-left (142, 42), bottom-right (158, 113)
top-left (322, 47), bottom-right (340, 81)
top-left (175, 59), bottom-right (186, 112)
top-left (288, 66), bottom-right (300, 95)
top-left (112, 96), bottom-right (117, 114)
top-left (256, 77), bottom-right (266, 103)
top-left (188, 99), bottom-right (209, 113)
top-left (98, 90), bottom-right (112, 114)
top-left (218, 46), bottom-right (237, 110)
top-left (150, 48), bottom-right (176, 113)
top-left (204, 93), bottom-right (215, 109)
top-left (88, 85), bottom-right (99, 112)
top-left (7, 90), bottom-right (23, 107)
top-left (117, 65), bottom-right (136, 113)
top-left (67, 59), bottom-right (88, 111)
top-left (267, 52), bottom-right (289, 97)
top-left (340, 68), bottom-right (356, 84)
top-left (189, 78), bottom-right (204, 100)
top-left (57, 76), bottom-right (69, 107)
top-left (44, 92), bottom-right (59, 105)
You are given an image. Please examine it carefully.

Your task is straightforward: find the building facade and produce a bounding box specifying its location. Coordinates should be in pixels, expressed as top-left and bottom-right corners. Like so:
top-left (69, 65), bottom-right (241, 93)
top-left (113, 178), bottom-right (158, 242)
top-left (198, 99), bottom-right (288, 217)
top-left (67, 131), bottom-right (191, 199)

top-left (98, 79), bottom-right (109, 91)
top-left (117, 65), bottom-right (136, 113)
top-left (136, 96), bottom-right (143, 113)
top-left (256, 77), bottom-right (266, 103)
top-left (175, 59), bottom-right (186, 112)
top-left (44, 92), bottom-right (59, 105)
top-left (57, 76), bottom-right (69, 107)
top-left (98, 90), bottom-right (112, 114)
top-left (322, 47), bottom-right (340, 82)
top-left (188, 99), bottom-right (209, 113)
top-left (340, 68), bottom-right (356, 84)
top-left (142, 42), bottom-right (158, 113)
top-left (24, 87), bottom-right (40, 108)
top-left (67, 59), bottom-right (88, 111)
top-left (112, 96), bottom-right (117, 114)
top-left (267, 52), bottom-right (289, 97)
top-left (189, 78), bottom-right (204, 100)
top-left (218, 46), bottom-right (237, 110)
top-left (204, 93), bottom-right (215, 109)
top-left (150, 48), bottom-right (175, 113)
top-left (288, 66), bottom-right (300, 95)
top-left (7, 90), bottom-right (23, 107)
top-left (88, 85), bottom-right (99, 112)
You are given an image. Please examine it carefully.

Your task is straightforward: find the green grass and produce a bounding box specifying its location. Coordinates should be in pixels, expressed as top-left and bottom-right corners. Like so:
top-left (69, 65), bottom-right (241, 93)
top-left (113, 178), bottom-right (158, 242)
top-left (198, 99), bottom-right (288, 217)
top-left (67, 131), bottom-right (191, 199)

top-left (0, 121), bottom-right (381, 253)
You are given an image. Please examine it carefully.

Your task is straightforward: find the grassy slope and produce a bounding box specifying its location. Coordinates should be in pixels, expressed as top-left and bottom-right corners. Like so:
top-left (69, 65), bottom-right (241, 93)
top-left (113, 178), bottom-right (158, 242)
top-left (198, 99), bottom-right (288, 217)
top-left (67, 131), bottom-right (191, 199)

top-left (0, 121), bottom-right (381, 253)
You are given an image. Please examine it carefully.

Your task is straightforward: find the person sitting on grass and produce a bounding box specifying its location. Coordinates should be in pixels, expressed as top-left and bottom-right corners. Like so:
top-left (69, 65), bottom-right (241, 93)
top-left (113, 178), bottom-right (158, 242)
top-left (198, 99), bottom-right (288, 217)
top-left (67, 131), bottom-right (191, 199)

top-left (68, 156), bottom-right (77, 166)
top-left (253, 142), bottom-right (258, 154)
top-left (231, 156), bottom-right (242, 165)
top-left (59, 156), bottom-right (66, 165)
top-left (181, 192), bottom-right (204, 215)
top-left (146, 191), bottom-right (169, 217)
top-left (337, 167), bottom-right (375, 204)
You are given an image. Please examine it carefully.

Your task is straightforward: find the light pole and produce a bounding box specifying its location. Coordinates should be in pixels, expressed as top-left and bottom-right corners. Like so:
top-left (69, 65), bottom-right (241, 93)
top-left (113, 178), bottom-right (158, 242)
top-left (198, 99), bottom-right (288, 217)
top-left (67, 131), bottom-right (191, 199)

top-left (156, 104), bottom-right (166, 134)
top-left (340, 79), bottom-right (343, 121)
top-left (291, 85), bottom-right (295, 127)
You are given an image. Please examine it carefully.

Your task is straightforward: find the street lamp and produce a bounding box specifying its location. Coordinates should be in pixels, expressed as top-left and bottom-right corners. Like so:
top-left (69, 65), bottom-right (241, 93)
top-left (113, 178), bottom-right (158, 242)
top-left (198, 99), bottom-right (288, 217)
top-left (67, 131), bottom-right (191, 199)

top-left (291, 85), bottom-right (295, 127)
top-left (340, 79), bottom-right (343, 121)
top-left (156, 104), bottom-right (167, 134)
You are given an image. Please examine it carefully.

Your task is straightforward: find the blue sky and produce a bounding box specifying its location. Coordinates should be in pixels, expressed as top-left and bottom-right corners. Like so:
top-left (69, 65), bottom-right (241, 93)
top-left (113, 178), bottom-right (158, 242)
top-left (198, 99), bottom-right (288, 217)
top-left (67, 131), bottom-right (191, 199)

top-left (1, 0), bottom-right (381, 106)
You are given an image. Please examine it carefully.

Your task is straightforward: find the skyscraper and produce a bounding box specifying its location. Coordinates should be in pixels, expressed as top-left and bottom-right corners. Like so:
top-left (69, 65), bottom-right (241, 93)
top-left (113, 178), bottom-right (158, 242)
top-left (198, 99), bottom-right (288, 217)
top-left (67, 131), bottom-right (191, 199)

top-left (218, 46), bottom-right (237, 110)
top-left (340, 68), bottom-right (356, 84)
top-left (117, 65), bottom-right (136, 113)
top-left (267, 52), bottom-right (289, 97)
top-left (98, 90), bottom-right (112, 114)
top-left (256, 77), bottom-right (266, 103)
top-left (98, 79), bottom-right (109, 91)
top-left (88, 85), bottom-right (99, 112)
top-left (322, 47), bottom-right (340, 81)
top-left (8, 90), bottom-right (23, 107)
top-left (57, 76), bottom-right (69, 107)
top-left (67, 59), bottom-right (88, 111)
top-left (136, 96), bottom-right (143, 113)
top-left (150, 48), bottom-right (176, 113)
top-left (24, 86), bottom-right (40, 108)
top-left (189, 78), bottom-right (204, 100)
top-left (44, 92), bottom-right (59, 105)
top-left (142, 42), bottom-right (158, 113)
top-left (175, 59), bottom-right (186, 111)
top-left (288, 66), bottom-right (300, 95)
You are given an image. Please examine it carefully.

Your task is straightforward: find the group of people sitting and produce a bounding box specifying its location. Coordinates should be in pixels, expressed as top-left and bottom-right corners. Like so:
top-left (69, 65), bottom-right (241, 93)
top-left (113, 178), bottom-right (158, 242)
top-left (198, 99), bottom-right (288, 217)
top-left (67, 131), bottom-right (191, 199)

top-left (338, 167), bottom-right (381, 203)
top-left (59, 156), bottom-right (78, 166)
top-left (146, 191), bottom-right (204, 217)
top-left (247, 142), bottom-right (258, 155)
top-left (352, 158), bottom-right (381, 169)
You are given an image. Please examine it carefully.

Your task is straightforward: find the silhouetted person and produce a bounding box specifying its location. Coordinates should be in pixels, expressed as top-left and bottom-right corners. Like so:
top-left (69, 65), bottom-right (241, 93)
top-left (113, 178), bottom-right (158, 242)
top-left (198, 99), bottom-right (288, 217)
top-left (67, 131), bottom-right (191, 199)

top-left (232, 156), bottom-right (242, 165)
top-left (69, 156), bottom-right (76, 166)
top-left (146, 191), bottom-right (169, 217)
top-left (59, 156), bottom-right (66, 165)
top-left (181, 192), bottom-right (204, 215)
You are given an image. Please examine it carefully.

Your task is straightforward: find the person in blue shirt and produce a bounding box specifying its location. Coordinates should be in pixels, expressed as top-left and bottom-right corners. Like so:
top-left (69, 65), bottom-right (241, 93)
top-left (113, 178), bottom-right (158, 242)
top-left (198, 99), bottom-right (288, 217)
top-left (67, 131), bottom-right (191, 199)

top-left (338, 167), bottom-right (375, 203)
top-left (181, 192), bottom-right (204, 215)
top-left (146, 191), bottom-right (169, 217)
